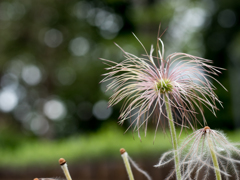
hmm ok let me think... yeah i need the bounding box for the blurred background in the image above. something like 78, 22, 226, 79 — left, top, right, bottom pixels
0, 0, 239, 179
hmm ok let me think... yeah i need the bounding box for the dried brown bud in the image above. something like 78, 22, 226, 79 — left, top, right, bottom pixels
120, 148, 126, 155
204, 126, 210, 130
59, 158, 66, 165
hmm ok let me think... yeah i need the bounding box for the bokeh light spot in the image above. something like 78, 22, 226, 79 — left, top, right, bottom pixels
44, 28, 63, 48
0, 89, 18, 112
30, 114, 49, 135
43, 99, 66, 121
92, 100, 112, 120
22, 65, 42, 86
183, 8, 206, 29
69, 37, 90, 56
0, 73, 18, 88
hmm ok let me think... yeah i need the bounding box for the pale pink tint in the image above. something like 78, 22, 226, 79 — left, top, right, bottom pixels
101, 34, 226, 136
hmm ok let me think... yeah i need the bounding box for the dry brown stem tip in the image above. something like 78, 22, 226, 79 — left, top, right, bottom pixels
59, 158, 66, 165
120, 148, 126, 155
204, 126, 210, 130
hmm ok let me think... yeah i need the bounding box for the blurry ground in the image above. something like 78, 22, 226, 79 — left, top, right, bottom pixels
1, 124, 240, 179
0, 159, 170, 180
1, 159, 219, 180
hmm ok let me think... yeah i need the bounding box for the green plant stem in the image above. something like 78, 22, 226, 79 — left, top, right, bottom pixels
164, 94, 181, 180
122, 153, 134, 180
207, 134, 222, 180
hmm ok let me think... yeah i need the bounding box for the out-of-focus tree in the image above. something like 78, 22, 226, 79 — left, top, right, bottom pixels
0, 0, 134, 138
0, 0, 238, 139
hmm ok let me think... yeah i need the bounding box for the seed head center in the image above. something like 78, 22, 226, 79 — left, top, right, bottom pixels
155, 79, 173, 93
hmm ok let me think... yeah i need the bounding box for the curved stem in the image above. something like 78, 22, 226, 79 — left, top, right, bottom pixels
164, 94, 181, 180
122, 152, 134, 180
61, 164, 72, 180
207, 133, 222, 180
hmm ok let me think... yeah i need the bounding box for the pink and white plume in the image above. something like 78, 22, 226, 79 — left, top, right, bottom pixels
155, 126, 240, 180
101, 34, 226, 136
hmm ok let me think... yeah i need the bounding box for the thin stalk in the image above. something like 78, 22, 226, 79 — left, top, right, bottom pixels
59, 158, 72, 180
164, 94, 181, 180
207, 133, 222, 180
121, 149, 134, 180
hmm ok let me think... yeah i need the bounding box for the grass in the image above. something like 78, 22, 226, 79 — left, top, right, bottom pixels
0, 123, 240, 168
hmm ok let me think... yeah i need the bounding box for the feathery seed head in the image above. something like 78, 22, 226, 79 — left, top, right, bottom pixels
155, 127, 240, 180
101, 32, 226, 136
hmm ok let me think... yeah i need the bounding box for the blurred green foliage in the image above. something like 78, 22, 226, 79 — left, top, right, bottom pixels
1, 122, 240, 168
0, 122, 173, 168
0, 0, 239, 160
